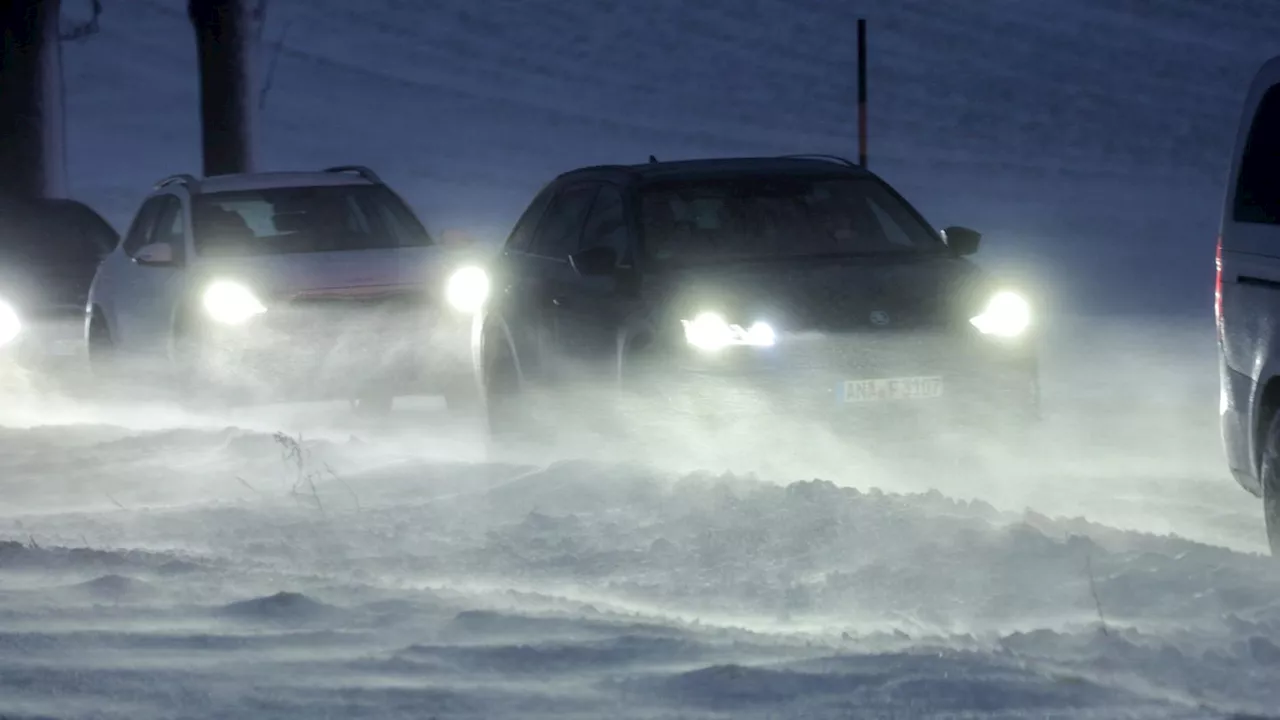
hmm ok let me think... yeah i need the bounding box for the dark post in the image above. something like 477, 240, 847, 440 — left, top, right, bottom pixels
0, 0, 67, 200
857, 17, 868, 168
188, 0, 256, 177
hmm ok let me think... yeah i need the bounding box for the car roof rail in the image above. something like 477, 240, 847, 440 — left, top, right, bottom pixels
154, 173, 200, 191
564, 164, 631, 174
322, 165, 383, 184
778, 154, 861, 168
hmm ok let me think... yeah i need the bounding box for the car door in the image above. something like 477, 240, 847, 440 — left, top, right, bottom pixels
521, 182, 599, 382
114, 194, 189, 356
550, 183, 638, 375
100, 195, 162, 350
487, 185, 555, 380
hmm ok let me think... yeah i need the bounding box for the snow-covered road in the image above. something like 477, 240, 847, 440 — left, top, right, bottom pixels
1, 316, 1276, 719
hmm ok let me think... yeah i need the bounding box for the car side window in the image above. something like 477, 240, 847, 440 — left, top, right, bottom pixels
506, 187, 554, 254
579, 185, 632, 265
528, 184, 598, 260
150, 196, 187, 263
121, 196, 166, 255
1235, 83, 1280, 225
864, 196, 915, 247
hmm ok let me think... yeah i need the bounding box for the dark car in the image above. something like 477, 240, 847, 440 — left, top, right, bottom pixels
470, 155, 1039, 445
0, 198, 118, 376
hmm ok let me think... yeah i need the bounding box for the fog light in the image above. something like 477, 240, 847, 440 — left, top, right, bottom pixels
683, 312, 733, 350
681, 313, 776, 350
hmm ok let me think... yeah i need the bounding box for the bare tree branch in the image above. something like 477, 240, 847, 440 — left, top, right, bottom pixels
258, 20, 290, 111
253, 0, 268, 40
60, 0, 102, 42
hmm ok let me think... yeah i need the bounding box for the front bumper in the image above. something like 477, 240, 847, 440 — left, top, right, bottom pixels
627, 329, 1039, 433
189, 300, 475, 401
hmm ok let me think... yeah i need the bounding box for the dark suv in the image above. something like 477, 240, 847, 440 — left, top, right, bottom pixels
471, 155, 1039, 443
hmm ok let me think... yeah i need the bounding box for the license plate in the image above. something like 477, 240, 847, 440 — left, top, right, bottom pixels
839, 375, 944, 402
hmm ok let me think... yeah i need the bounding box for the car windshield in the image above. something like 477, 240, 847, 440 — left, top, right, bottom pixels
0, 201, 116, 267
191, 184, 431, 256
638, 175, 946, 265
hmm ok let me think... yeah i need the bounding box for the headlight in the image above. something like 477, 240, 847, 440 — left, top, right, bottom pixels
969, 290, 1031, 337
446, 266, 490, 313
0, 298, 20, 346
681, 311, 776, 350
202, 280, 266, 325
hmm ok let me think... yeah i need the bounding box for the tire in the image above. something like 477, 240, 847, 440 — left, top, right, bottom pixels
173, 317, 257, 413
84, 311, 139, 403
483, 340, 537, 440
1258, 412, 1280, 556
172, 322, 222, 410
87, 312, 119, 384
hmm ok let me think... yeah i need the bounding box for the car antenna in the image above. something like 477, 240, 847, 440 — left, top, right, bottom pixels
648, 155, 658, 163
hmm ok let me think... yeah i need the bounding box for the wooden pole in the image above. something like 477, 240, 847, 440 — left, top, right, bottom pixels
857, 18, 868, 168
0, 0, 67, 200
188, 0, 256, 177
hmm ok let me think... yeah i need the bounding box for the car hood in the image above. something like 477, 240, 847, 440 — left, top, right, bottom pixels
192, 246, 456, 301
642, 254, 992, 333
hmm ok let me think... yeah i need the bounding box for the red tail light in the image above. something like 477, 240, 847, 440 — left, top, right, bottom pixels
1215, 234, 1224, 337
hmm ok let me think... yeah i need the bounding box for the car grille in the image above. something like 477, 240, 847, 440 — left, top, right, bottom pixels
262, 286, 435, 335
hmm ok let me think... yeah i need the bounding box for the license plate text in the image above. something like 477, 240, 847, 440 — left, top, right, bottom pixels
840, 376, 944, 402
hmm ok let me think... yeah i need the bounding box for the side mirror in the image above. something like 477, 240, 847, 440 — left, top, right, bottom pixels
942, 226, 981, 256
133, 242, 175, 267
568, 245, 618, 277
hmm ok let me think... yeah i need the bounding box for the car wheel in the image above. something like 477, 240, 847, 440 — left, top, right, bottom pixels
87, 312, 118, 383
1259, 412, 1280, 556
172, 320, 244, 412
484, 340, 535, 439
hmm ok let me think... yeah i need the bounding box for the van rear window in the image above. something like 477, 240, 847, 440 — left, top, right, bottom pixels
1235, 84, 1280, 225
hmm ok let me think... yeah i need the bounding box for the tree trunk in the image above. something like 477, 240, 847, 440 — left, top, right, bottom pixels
0, 0, 67, 201
188, 0, 256, 177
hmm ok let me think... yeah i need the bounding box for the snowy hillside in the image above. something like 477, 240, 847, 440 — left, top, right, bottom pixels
58, 0, 1280, 313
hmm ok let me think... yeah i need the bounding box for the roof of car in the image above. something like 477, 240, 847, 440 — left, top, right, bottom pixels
557, 155, 873, 183
152, 167, 382, 195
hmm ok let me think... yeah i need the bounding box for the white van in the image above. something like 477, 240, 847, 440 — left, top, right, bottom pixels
1218, 55, 1280, 554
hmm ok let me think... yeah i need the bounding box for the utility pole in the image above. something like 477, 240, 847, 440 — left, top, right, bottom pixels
0, 0, 67, 200
857, 17, 868, 168
188, 0, 256, 177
